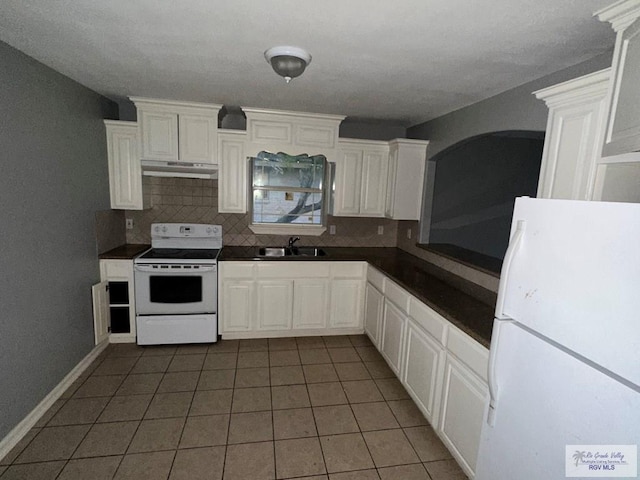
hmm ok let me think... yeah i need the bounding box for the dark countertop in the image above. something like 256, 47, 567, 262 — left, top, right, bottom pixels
99, 244, 150, 260
220, 246, 495, 348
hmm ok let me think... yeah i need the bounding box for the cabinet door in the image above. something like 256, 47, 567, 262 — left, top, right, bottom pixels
293, 279, 329, 329
439, 355, 488, 477
105, 122, 144, 210
364, 282, 383, 346
218, 132, 248, 213
535, 70, 609, 200
178, 114, 216, 164
220, 280, 254, 332
603, 17, 640, 157
329, 279, 363, 328
403, 320, 445, 424
334, 150, 363, 216
92, 281, 110, 345
140, 111, 179, 161
257, 280, 293, 331
360, 150, 388, 217
381, 299, 406, 375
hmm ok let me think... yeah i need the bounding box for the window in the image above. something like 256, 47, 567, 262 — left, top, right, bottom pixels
249, 151, 328, 235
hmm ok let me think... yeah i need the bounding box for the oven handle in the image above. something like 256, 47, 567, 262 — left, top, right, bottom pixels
134, 264, 217, 273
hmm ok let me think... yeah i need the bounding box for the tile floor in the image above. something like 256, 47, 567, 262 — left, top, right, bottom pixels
0, 335, 469, 480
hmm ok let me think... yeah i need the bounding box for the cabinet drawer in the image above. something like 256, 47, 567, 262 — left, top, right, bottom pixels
100, 260, 132, 280
385, 280, 410, 314
221, 262, 255, 279
331, 262, 365, 278
258, 262, 330, 279
409, 297, 447, 345
447, 327, 489, 382
366, 265, 385, 292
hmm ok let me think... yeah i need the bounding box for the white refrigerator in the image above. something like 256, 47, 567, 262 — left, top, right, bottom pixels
475, 197, 640, 479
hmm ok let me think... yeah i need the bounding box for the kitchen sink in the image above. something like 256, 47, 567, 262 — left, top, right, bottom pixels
257, 246, 326, 257
291, 247, 327, 256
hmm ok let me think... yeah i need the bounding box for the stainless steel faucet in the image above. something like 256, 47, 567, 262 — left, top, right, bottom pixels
288, 236, 300, 248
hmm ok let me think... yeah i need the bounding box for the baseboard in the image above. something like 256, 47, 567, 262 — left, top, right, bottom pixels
0, 340, 109, 461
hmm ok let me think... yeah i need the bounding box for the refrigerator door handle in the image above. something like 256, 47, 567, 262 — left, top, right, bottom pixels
487, 317, 514, 426
495, 220, 525, 320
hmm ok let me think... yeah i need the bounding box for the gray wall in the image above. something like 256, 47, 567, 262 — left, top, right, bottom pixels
409, 50, 613, 244
0, 41, 117, 438
429, 134, 544, 259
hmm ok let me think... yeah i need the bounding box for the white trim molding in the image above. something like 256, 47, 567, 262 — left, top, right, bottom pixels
0, 340, 109, 461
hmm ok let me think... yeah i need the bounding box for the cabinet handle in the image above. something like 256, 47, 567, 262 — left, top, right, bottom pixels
495, 220, 525, 320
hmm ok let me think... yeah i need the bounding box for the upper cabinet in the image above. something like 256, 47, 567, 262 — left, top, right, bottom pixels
218, 129, 248, 213
131, 97, 222, 164
597, 0, 640, 158
534, 69, 610, 200
104, 120, 149, 210
334, 139, 389, 217
243, 108, 345, 160
386, 139, 429, 220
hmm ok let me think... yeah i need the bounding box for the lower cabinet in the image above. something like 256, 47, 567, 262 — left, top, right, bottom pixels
257, 280, 293, 331
219, 261, 365, 337
221, 280, 254, 332
381, 299, 407, 375
364, 282, 383, 345
439, 354, 489, 476
367, 265, 489, 479
96, 259, 137, 343
294, 279, 329, 329
403, 319, 446, 425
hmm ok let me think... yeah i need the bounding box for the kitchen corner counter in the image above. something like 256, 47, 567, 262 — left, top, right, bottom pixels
99, 244, 150, 260
220, 246, 496, 347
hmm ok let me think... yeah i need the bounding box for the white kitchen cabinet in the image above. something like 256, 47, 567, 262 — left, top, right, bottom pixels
293, 279, 330, 329
92, 281, 110, 345
334, 139, 389, 217
439, 355, 488, 478
131, 97, 222, 164
438, 327, 489, 478
385, 139, 429, 220
243, 108, 344, 158
403, 319, 446, 425
104, 120, 148, 210
257, 280, 294, 331
364, 282, 384, 346
218, 130, 248, 213
597, 0, 640, 158
534, 69, 610, 200
219, 262, 255, 333
99, 259, 137, 343
219, 261, 364, 338
329, 263, 366, 329
364, 266, 386, 347
221, 280, 255, 332
381, 299, 407, 375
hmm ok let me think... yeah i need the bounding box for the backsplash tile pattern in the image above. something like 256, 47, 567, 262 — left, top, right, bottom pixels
125, 177, 398, 247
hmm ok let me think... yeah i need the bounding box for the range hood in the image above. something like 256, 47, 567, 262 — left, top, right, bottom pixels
141, 160, 218, 179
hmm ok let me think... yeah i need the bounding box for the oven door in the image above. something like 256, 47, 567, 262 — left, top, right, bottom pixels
134, 263, 217, 315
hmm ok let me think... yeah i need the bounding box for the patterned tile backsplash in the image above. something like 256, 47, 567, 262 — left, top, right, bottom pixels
124, 177, 398, 247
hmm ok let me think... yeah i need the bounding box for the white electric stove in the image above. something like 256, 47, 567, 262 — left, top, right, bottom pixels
134, 223, 222, 345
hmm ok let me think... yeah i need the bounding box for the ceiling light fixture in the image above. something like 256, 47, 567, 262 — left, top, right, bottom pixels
264, 46, 312, 83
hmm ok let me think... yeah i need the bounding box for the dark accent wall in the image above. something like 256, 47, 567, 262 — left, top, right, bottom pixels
429, 133, 544, 259
0, 41, 117, 438
407, 50, 613, 250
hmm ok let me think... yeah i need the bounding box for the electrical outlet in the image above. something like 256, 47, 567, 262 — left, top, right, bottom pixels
126, 218, 134, 230
329, 225, 336, 235
377, 225, 384, 235
407, 228, 412, 239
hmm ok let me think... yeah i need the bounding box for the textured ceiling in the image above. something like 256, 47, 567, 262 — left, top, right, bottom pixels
0, 0, 615, 126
